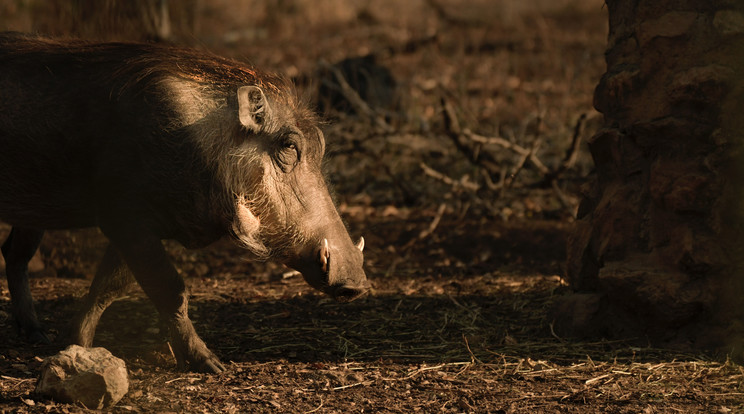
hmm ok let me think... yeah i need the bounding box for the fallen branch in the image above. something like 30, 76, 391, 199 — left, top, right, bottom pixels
505, 137, 543, 189
480, 168, 503, 191
402, 202, 447, 250
563, 113, 587, 170
418, 203, 447, 240
462, 334, 482, 364
539, 113, 587, 186
551, 178, 577, 209
420, 162, 479, 192
304, 397, 324, 413
318, 60, 392, 132
442, 98, 551, 181
549, 321, 565, 343
441, 98, 503, 175
330, 381, 372, 391
466, 131, 550, 174
434, 98, 587, 214
405, 362, 472, 379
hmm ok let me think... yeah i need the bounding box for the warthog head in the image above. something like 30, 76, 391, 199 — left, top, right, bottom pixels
222, 84, 369, 301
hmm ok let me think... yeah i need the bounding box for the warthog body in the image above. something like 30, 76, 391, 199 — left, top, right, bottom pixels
0, 33, 368, 372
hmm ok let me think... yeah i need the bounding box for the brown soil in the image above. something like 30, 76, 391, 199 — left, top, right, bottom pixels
1, 1, 743, 413
1, 215, 742, 413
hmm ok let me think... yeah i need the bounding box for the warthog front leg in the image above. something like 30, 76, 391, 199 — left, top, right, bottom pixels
101, 225, 225, 373
68, 244, 136, 347
1, 227, 48, 343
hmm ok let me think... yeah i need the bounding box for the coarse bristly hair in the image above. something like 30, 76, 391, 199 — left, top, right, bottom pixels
3, 34, 322, 258
114, 40, 320, 259
0, 33, 324, 257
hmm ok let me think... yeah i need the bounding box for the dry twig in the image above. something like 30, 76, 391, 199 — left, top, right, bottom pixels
441, 98, 503, 175
402, 202, 447, 251
434, 99, 588, 214
304, 398, 324, 413
539, 112, 587, 186
318, 60, 392, 132
505, 137, 543, 188
420, 162, 479, 192
331, 381, 372, 391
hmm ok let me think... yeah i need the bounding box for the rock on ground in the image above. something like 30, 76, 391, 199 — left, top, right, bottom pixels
35, 345, 129, 409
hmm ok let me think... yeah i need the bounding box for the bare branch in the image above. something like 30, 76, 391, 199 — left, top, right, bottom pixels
420, 162, 480, 192
403, 202, 448, 250
434, 99, 583, 213
467, 132, 524, 153
539, 113, 587, 186
465, 131, 550, 174
563, 113, 587, 170
441, 98, 503, 175
551, 180, 577, 210
418, 203, 447, 240
480, 169, 503, 191
318, 60, 392, 132
506, 138, 543, 189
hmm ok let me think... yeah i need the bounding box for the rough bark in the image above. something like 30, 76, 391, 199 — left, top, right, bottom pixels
560, 1, 744, 357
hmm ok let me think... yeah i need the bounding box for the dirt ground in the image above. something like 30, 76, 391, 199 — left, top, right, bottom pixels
1, 218, 742, 413
1, 1, 743, 413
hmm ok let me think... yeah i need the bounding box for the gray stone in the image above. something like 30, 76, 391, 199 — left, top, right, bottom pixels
35, 345, 129, 409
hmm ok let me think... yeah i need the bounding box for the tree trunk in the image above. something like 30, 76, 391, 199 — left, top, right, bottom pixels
560, 1, 744, 357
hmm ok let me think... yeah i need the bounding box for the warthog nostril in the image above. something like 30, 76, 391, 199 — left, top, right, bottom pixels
332, 285, 368, 303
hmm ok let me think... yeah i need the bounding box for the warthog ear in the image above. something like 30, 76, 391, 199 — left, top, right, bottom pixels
238, 85, 272, 132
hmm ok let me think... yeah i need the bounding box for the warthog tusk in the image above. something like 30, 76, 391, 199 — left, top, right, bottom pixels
320, 238, 330, 272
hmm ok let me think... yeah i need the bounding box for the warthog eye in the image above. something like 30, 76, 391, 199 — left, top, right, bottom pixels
274, 137, 300, 172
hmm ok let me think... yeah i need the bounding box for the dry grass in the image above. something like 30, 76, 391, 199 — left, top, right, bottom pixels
2, 265, 742, 412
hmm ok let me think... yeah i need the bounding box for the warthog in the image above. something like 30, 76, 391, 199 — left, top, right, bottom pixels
0, 33, 368, 372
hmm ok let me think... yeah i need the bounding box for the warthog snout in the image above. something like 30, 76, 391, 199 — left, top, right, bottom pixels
313, 237, 368, 302
330, 282, 370, 302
